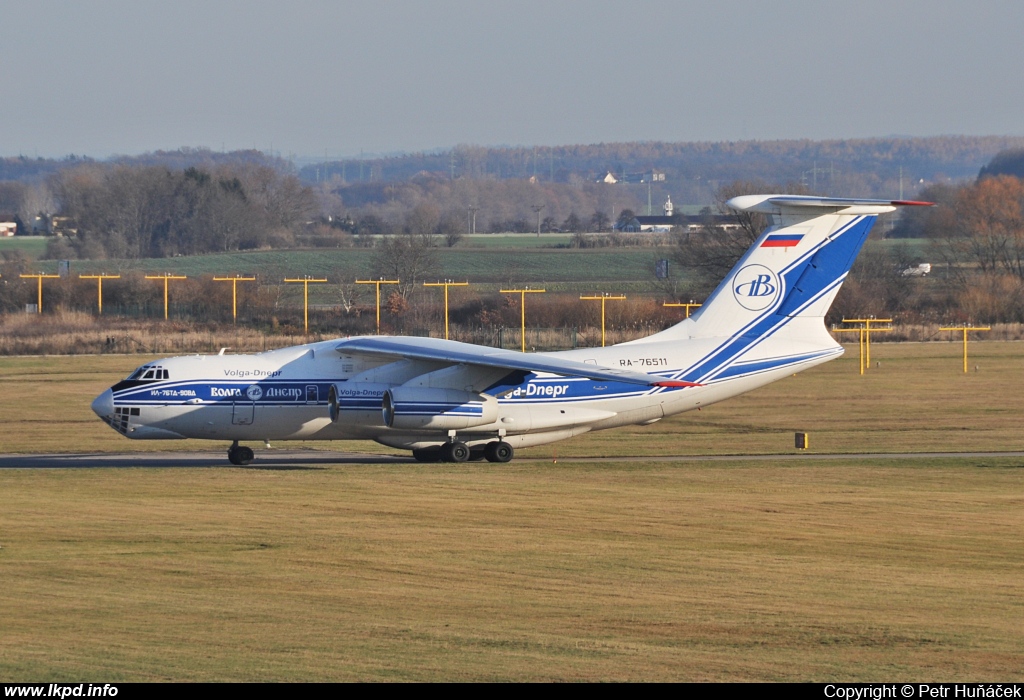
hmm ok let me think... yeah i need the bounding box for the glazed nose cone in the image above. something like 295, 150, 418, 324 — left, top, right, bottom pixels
92, 389, 114, 419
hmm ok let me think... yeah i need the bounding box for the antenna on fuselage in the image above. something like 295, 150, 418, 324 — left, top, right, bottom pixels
218, 348, 230, 356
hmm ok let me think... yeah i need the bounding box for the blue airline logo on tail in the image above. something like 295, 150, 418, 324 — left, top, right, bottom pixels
732, 264, 781, 311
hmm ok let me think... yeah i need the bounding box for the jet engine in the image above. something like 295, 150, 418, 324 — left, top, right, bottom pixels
328, 382, 390, 425
382, 387, 498, 430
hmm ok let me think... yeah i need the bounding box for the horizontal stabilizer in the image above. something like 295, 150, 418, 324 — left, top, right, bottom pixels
728, 195, 934, 214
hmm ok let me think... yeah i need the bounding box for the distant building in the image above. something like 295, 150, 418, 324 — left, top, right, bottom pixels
598, 170, 665, 185
52, 216, 78, 237
614, 197, 741, 234
0, 214, 19, 237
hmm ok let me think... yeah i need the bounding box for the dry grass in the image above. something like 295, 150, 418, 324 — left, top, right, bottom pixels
0, 310, 339, 355
0, 458, 1021, 681
5, 309, 1024, 355
0, 344, 1022, 680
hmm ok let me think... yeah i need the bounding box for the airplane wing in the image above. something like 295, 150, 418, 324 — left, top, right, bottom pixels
335, 336, 697, 387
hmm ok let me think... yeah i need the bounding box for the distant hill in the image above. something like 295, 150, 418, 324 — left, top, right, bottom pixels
0, 155, 90, 183
301, 136, 1024, 202
3, 137, 1022, 206
978, 148, 1024, 180
0, 148, 295, 183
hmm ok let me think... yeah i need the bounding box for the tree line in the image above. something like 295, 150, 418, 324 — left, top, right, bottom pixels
39, 162, 318, 259
305, 136, 1024, 202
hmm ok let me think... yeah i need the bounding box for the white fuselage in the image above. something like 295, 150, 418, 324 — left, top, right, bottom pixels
94, 194, 913, 460
94, 326, 841, 451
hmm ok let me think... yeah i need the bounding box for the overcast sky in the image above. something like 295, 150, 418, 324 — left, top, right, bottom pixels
3, 0, 1021, 159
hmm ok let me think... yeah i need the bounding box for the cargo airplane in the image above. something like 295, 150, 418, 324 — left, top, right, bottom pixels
92, 195, 930, 465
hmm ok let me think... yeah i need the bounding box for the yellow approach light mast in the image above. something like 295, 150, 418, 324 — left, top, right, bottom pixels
356, 278, 400, 334
833, 318, 892, 375
285, 277, 328, 334
663, 300, 702, 318
20, 273, 61, 313
213, 275, 256, 323
500, 287, 545, 353
145, 274, 187, 320
79, 274, 121, 315
424, 280, 468, 340
939, 325, 991, 373
580, 293, 626, 347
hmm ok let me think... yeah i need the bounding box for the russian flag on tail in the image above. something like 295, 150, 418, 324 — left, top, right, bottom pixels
761, 234, 803, 248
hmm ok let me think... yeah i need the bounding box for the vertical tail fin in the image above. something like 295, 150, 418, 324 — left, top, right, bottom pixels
657, 196, 932, 341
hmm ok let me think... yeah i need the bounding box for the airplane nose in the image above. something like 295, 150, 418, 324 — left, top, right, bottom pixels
92, 389, 114, 419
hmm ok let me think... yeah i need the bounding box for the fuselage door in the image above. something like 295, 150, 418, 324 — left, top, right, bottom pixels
306, 385, 319, 404
232, 401, 255, 425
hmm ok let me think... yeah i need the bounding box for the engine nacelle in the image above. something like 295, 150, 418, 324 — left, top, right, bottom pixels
328, 382, 390, 425
382, 387, 498, 430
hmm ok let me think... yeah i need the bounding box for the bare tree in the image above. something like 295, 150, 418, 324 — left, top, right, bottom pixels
18, 183, 55, 231
438, 212, 463, 247
374, 204, 442, 298
672, 180, 808, 295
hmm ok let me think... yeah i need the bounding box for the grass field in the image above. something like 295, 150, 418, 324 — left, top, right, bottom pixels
0, 342, 1022, 680
21, 247, 666, 287
0, 236, 48, 259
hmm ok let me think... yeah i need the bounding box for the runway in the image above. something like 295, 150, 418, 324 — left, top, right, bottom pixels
1, 450, 1023, 469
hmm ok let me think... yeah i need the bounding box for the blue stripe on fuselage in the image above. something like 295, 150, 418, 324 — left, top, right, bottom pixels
711, 349, 840, 380
670, 216, 875, 385
112, 381, 334, 405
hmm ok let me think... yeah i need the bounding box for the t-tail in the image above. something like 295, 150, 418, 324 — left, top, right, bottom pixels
641, 195, 932, 384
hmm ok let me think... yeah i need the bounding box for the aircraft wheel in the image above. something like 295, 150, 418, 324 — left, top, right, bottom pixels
446, 441, 471, 463
469, 448, 487, 462
412, 448, 442, 463
228, 445, 254, 466
484, 441, 514, 463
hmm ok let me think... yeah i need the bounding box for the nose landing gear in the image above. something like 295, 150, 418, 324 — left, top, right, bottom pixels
228, 440, 254, 466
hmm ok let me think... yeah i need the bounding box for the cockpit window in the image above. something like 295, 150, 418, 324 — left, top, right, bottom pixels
124, 365, 168, 381
126, 366, 149, 380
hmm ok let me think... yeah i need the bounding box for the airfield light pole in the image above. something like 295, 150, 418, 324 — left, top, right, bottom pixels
356, 278, 400, 334
532, 205, 545, 237
145, 274, 187, 320
939, 325, 991, 373
833, 318, 893, 375
842, 318, 892, 369
580, 293, 626, 347
424, 280, 468, 340
285, 276, 328, 334
663, 300, 702, 319
213, 275, 256, 324
20, 273, 61, 313
79, 274, 121, 315
500, 287, 546, 352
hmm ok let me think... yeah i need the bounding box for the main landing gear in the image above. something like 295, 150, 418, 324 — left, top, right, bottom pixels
228, 440, 254, 466
413, 440, 514, 464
